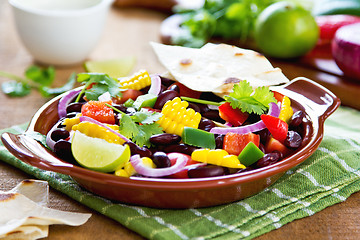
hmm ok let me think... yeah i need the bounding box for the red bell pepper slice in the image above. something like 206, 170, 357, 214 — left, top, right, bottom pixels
261, 114, 288, 142
218, 102, 249, 126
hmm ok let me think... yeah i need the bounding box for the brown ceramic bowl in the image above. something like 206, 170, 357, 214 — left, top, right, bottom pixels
1, 77, 340, 209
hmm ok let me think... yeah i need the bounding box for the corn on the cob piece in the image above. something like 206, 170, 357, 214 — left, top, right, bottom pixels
72, 121, 125, 144
157, 97, 201, 136
114, 157, 156, 177
119, 70, 151, 90
62, 113, 82, 132
191, 149, 245, 169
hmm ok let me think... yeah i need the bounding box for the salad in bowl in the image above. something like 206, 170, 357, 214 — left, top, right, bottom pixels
1, 43, 340, 208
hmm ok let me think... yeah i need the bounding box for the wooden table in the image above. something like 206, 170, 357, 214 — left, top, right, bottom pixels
1, 2, 360, 239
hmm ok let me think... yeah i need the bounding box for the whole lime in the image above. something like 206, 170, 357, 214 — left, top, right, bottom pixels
254, 2, 319, 59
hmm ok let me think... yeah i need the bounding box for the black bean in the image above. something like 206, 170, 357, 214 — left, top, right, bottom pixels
160, 77, 175, 87
215, 134, 224, 149
167, 83, 180, 93
124, 141, 152, 158
290, 110, 305, 128
66, 102, 84, 114
153, 90, 180, 109
163, 143, 197, 155
51, 129, 70, 142
54, 140, 75, 162
188, 165, 227, 178
149, 133, 181, 145
255, 129, 270, 144
188, 102, 201, 113
66, 112, 78, 118
256, 153, 280, 168
201, 110, 223, 123
198, 118, 216, 132
152, 152, 171, 168
258, 143, 265, 153
284, 131, 302, 148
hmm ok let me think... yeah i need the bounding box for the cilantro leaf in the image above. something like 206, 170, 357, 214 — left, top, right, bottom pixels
39, 72, 76, 97
1, 81, 31, 97
132, 123, 163, 147
131, 109, 162, 124
224, 80, 276, 115
77, 73, 122, 101
118, 112, 163, 147
25, 65, 55, 86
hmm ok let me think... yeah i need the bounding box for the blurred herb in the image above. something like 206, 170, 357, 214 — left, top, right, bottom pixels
172, 0, 277, 47
0, 65, 75, 97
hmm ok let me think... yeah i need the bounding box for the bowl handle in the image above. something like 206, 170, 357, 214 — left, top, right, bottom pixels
1, 132, 90, 178
270, 77, 341, 122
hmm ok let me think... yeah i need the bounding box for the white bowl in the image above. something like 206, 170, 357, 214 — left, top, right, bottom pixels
9, 0, 114, 66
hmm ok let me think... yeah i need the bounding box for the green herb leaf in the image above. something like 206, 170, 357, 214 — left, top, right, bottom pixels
1, 81, 31, 97
224, 80, 276, 115
25, 65, 55, 86
118, 112, 163, 147
39, 72, 76, 97
77, 73, 122, 101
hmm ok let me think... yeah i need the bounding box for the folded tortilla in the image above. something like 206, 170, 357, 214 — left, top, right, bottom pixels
0, 180, 91, 239
151, 42, 289, 97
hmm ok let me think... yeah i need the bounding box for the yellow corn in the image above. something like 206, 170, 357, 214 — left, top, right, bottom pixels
119, 70, 151, 90
72, 122, 125, 144
157, 97, 201, 136
279, 96, 293, 123
62, 113, 82, 132
114, 157, 156, 177
191, 149, 245, 169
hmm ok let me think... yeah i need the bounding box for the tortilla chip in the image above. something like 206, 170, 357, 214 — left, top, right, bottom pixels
151, 42, 289, 97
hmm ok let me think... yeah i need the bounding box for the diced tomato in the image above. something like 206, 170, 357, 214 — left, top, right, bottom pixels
223, 132, 260, 156
168, 82, 201, 99
218, 102, 249, 126
167, 153, 197, 179
316, 15, 360, 44
273, 91, 284, 103
81, 100, 115, 124
113, 89, 142, 104
261, 115, 288, 142
265, 137, 290, 156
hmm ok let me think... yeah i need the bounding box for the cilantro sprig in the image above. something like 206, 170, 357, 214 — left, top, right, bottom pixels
224, 80, 277, 115
0, 65, 75, 97
117, 109, 163, 148
75, 73, 122, 102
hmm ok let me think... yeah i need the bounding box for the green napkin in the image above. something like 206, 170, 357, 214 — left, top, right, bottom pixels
1, 106, 360, 240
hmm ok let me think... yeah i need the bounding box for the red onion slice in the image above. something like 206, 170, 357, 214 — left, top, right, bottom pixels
58, 89, 82, 118
46, 120, 63, 151
148, 75, 161, 96
79, 116, 130, 142
210, 102, 280, 135
130, 154, 188, 177
98, 92, 111, 102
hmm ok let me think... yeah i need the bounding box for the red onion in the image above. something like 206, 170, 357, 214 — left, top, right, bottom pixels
130, 154, 187, 177
332, 22, 360, 81
210, 102, 280, 135
58, 89, 82, 118
46, 120, 62, 151
148, 75, 161, 96
79, 116, 130, 142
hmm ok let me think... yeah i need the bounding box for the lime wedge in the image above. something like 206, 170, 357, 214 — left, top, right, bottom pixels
84, 57, 136, 78
71, 131, 130, 172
